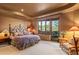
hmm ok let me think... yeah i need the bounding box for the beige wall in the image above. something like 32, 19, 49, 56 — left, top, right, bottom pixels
0, 15, 31, 32
59, 12, 74, 31
59, 10, 79, 31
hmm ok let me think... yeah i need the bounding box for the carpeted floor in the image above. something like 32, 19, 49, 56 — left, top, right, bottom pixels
0, 41, 66, 55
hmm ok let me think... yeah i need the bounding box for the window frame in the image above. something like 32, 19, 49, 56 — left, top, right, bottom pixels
38, 18, 59, 34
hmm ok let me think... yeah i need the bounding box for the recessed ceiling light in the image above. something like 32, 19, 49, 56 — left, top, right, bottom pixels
21, 9, 24, 12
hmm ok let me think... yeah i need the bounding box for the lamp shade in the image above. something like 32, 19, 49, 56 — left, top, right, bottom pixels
69, 26, 79, 31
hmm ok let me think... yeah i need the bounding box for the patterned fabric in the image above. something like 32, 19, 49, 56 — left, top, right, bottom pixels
10, 24, 29, 36
11, 35, 40, 50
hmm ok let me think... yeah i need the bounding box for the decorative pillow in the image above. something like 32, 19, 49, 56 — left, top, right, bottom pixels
68, 39, 75, 45
14, 32, 23, 36
18, 32, 24, 36
23, 30, 30, 35
28, 32, 33, 35
14, 32, 19, 36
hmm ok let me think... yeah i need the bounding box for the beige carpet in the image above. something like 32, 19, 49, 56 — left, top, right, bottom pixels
0, 41, 66, 55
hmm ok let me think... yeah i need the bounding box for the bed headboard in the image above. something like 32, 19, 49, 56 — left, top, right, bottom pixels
9, 24, 27, 35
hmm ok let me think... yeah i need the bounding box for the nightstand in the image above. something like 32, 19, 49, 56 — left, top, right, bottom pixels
0, 33, 9, 42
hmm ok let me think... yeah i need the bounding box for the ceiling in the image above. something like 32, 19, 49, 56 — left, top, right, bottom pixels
0, 3, 78, 20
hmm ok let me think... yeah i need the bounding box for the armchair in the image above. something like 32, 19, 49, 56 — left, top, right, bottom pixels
59, 31, 79, 55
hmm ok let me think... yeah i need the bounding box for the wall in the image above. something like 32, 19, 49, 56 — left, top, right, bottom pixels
0, 15, 31, 32
59, 12, 74, 31
59, 10, 79, 31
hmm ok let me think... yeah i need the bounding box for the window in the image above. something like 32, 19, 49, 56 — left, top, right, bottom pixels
38, 18, 59, 41
52, 20, 59, 37
42, 21, 45, 31
38, 21, 41, 31
46, 21, 50, 31
38, 18, 59, 34
52, 20, 58, 31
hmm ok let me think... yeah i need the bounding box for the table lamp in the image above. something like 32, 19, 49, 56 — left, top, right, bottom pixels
69, 26, 79, 55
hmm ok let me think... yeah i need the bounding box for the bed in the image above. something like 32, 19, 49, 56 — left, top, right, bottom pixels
9, 24, 40, 50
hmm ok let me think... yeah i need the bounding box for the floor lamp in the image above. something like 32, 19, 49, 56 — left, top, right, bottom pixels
69, 26, 79, 55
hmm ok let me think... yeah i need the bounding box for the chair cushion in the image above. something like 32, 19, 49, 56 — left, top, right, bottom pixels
68, 39, 75, 45
68, 37, 79, 45
63, 43, 75, 49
